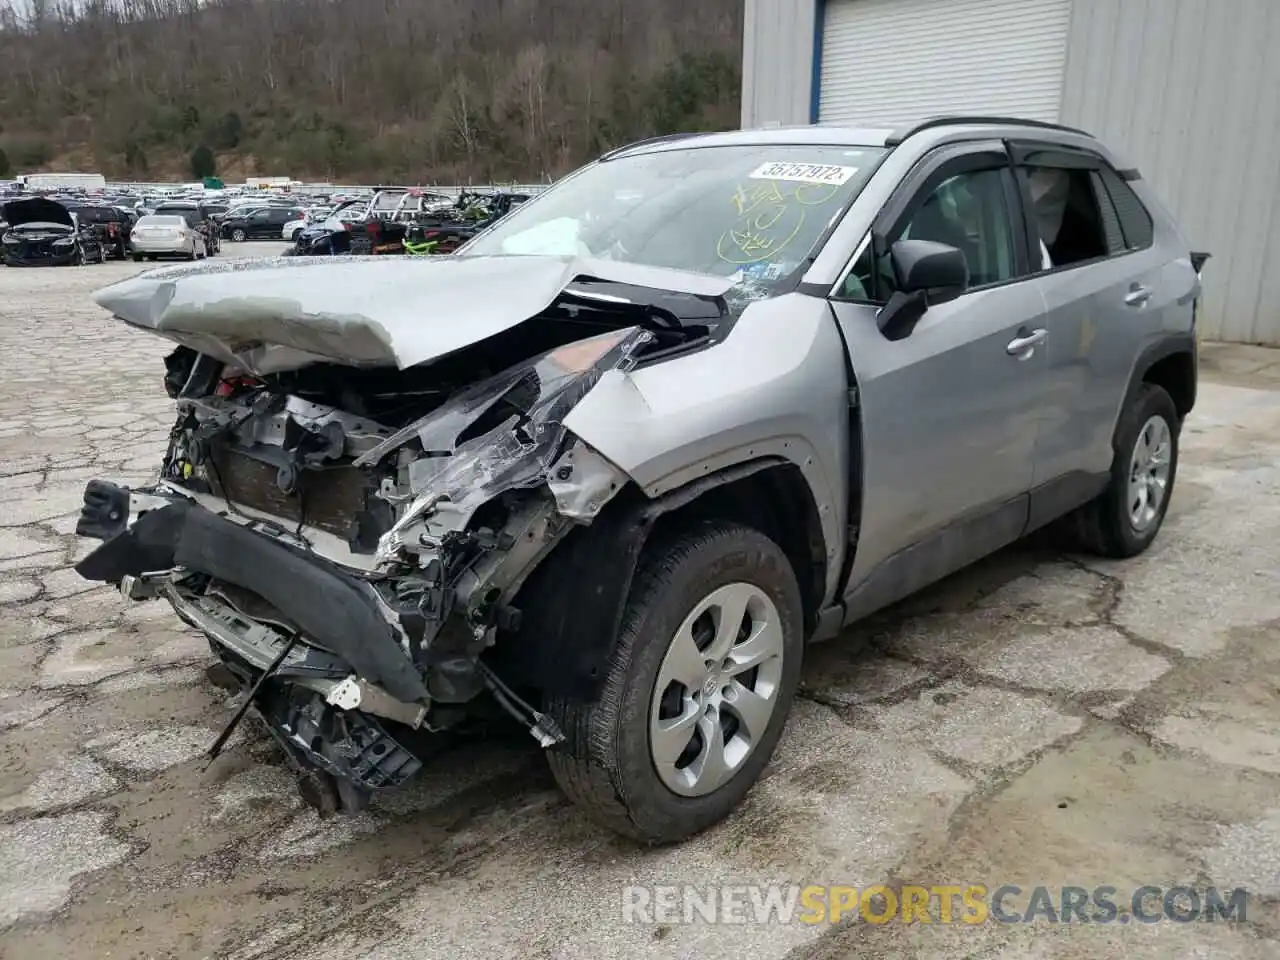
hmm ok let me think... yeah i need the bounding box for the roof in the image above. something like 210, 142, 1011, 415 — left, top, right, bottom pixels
602, 115, 1104, 160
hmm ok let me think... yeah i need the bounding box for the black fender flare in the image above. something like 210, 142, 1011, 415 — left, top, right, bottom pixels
491, 459, 790, 702
1113, 331, 1197, 442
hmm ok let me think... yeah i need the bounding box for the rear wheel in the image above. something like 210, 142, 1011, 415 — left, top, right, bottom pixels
546, 521, 803, 844
1073, 383, 1179, 558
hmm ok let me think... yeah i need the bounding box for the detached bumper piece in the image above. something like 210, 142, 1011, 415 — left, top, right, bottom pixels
263, 685, 422, 791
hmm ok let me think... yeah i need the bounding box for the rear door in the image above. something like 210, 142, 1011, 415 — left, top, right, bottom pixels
828, 139, 1049, 598
1011, 142, 1175, 522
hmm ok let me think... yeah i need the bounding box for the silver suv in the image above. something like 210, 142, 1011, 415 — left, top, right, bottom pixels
76, 117, 1203, 844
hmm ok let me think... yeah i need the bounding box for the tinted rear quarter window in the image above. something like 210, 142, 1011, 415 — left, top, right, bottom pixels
1089, 171, 1127, 256
1097, 166, 1154, 250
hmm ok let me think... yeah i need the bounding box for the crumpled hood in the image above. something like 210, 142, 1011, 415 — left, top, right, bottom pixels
3, 198, 73, 230
91, 253, 735, 374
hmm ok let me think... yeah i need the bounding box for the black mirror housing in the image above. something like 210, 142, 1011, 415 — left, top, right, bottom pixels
891, 238, 969, 294
876, 240, 969, 341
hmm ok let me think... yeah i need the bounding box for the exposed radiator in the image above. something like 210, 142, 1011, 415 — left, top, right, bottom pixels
206, 444, 371, 540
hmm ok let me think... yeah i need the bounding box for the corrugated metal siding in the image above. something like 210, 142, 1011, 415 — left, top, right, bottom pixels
817, 0, 1072, 126
740, 0, 819, 127
1060, 0, 1280, 343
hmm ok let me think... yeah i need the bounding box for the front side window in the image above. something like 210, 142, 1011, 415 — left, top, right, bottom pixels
840, 166, 1016, 302
463, 144, 886, 299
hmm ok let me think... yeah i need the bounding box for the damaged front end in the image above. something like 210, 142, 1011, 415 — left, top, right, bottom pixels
75, 319, 658, 812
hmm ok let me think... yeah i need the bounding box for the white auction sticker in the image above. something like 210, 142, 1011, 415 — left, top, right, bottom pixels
748, 161, 858, 186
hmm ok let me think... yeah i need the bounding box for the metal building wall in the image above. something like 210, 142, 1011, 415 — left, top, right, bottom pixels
741, 0, 819, 127
1058, 0, 1280, 343
742, 0, 1280, 343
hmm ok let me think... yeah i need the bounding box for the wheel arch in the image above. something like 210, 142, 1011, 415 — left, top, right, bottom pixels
1115, 332, 1197, 441
492, 458, 826, 704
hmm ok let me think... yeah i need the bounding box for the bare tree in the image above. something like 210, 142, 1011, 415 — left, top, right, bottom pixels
0, 0, 744, 182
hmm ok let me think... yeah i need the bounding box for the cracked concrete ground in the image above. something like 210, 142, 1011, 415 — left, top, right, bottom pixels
1, 249, 1279, 960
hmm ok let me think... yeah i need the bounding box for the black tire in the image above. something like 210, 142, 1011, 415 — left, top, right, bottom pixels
132, 253, 143, 262
1073, 383, 1180, 558
545, 521, 804, 844
230, 229, 246, 242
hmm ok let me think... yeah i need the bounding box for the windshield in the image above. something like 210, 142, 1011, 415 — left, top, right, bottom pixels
463, 144, 885, 290
138, 216, 184, 227
156, 206, 202, 225
373, 192, 408, 212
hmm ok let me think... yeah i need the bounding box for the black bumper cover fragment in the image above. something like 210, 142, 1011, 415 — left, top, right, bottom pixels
75, 489, 429, 704
263, 685, 422, 790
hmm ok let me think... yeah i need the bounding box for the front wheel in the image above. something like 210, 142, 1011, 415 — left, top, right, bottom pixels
230, 229, 246, 242
546, 521, 804, 844
1072, 383, 1180, 558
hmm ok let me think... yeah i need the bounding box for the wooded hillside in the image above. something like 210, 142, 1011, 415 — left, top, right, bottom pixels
0, 0, 743, 183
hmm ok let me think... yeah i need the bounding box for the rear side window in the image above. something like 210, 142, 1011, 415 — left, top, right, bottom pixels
1022, 166, 1109, 269
1097, 165, 1155, 250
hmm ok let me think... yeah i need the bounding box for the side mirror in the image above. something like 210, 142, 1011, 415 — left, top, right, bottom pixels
876, 239, 969, 341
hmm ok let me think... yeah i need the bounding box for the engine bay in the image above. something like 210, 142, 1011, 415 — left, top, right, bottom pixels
74, 264, 733, 813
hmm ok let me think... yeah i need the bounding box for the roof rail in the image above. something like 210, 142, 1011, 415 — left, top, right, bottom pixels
598, 132, 703, 162
884, 116, 1094, 147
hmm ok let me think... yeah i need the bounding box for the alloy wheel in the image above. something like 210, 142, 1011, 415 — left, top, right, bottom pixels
1128, 414, 1172, 531
649, 582, 785, 797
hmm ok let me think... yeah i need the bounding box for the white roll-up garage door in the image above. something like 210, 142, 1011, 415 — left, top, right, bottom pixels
817, 0, 1072, 127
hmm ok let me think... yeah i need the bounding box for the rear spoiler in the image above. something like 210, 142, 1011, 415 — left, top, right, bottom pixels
1191, 251, 1211, 276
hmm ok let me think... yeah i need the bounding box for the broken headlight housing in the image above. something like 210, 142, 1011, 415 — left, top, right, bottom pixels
366, 325, 652, 566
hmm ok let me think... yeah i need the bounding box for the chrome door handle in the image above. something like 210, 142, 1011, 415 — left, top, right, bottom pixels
1006, 328, 1047, 356
1125, 285, 1153, 306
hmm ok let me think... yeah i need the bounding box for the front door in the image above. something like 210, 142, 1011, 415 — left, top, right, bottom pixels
827, 141, 1049, 605
245, 210, 271, 237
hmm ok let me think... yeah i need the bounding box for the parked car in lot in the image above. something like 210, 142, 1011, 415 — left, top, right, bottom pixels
281, 207, 332, 241
130, 214, 207, 261
281, 215, 307, 241
288, 200, 369, 255
221, 206, 305, 241
152, 201, 221, 257
77, 117, 1203, 843
1, 197, 107, 266
66, 203, 136, 260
